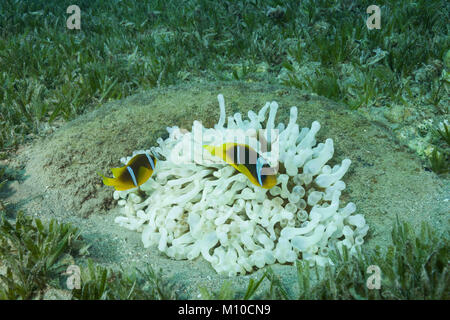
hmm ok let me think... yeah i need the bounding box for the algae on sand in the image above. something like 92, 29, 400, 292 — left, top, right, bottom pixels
5, 82, 449, 298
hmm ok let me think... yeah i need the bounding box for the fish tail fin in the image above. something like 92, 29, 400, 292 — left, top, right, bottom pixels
203, 144, 226, 158
102, 177, 116, 186
111, 166, 126, 178
202, 144, 216, 155
98, 171, 116, 187
97, 171, 106, 179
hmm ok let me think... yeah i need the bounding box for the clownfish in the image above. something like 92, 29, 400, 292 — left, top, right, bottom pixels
99, 153, 157, 191
203, 143, 277, 189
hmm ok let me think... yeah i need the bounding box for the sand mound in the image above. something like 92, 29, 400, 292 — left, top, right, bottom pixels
6, 82, 448, 298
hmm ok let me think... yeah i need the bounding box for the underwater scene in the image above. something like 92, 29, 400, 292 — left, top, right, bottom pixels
0, 0, 448, 302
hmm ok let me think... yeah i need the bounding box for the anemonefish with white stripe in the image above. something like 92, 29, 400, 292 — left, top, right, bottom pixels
203, 143, 277, 189
99, 153, 157, 191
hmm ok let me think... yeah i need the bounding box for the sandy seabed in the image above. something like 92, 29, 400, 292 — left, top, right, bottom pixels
3, 82, 449, 299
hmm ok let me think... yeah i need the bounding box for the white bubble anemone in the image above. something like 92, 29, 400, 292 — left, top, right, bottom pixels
111, 94, 368, 276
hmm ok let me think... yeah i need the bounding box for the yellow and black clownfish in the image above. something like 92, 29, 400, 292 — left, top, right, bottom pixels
99, 153, 157, 191
203, 143, 277, 189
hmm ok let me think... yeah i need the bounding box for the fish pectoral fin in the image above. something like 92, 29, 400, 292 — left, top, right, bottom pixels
262, 175, 277, 189
137, 166, 153, 186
